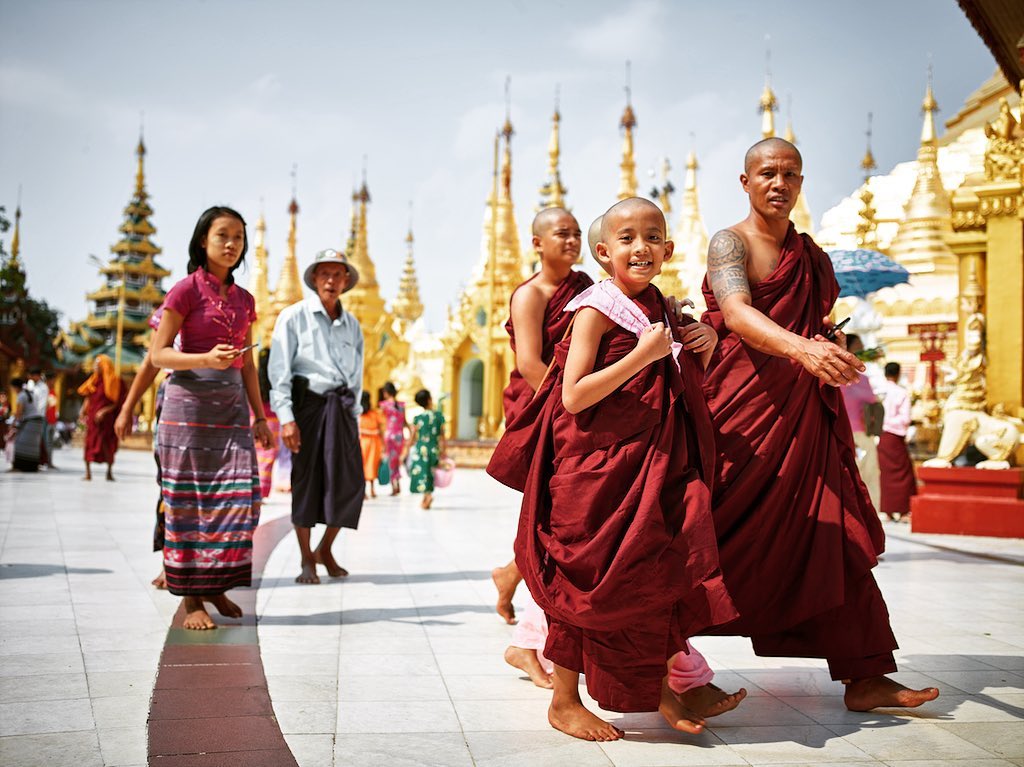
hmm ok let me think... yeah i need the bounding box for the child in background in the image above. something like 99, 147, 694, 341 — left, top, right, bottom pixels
359, 390, 385, 498
404, 389, 447, 510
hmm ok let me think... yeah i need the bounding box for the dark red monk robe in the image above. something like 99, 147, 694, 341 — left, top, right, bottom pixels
700, 225, 897, 681
502, 270, 593, 424
492, 284, 736, 712
83, 383, 126, 464
878, 432, 917, 517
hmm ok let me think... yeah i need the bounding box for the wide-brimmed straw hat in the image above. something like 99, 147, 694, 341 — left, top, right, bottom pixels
302, 249, 360, 292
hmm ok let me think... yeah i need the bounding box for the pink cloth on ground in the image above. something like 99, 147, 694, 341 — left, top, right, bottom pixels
511, 598, 714, 691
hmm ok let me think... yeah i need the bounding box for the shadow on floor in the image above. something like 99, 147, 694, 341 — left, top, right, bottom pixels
257, 570, 494, 589
0, 563, 113, 579
255, 603, 496, 625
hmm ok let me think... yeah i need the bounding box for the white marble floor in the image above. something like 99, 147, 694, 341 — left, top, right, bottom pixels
1, 448, 1023, 767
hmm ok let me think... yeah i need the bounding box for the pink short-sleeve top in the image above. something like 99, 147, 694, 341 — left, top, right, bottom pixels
161, 268, 257, 369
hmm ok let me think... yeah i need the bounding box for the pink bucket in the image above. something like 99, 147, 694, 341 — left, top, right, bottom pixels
433, 457, 456, 489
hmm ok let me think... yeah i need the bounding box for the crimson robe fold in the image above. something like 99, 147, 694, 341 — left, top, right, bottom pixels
700, 225, 897, 679
490, 284, 736, 712
501, 270, 593, 425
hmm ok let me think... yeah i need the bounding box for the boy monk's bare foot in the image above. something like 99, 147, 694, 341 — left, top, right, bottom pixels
151, 570, 167, 589
504, 646, 554, 689
182, 596, 216, 630
548, 699, 623, 741
844, 676, 939, 711
296, 557, 320, 584
314, 548, 348, 578
205, 593, 243, 618
659, 679, 705, 734
678, 682, 747, 718
491, 564, 519, 624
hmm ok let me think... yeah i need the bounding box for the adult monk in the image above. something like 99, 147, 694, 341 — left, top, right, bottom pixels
700, 137, 938, 711
78, 354, 127, 481
491, 207, 592, 629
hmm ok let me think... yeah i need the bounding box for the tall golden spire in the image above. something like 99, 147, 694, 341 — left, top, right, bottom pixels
784, 97, 814, 235
248, 208, 273, 346
887, 71, 957, 276
9, 192, 21, 268
664, 143, 710, 309
537, 89, 567, 210
273, 169, 304, 312
617, 61, 638, 200
343, 166, 387, 328
759, 43, 778, 139
855, 113, 879, 249
496, 92, 525, 283
393, 222, 424, 325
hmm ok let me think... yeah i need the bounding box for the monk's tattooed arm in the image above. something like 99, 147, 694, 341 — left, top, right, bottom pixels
707, 230, 751, 305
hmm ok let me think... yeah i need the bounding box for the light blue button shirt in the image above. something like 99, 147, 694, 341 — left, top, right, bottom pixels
268, 296, 364, 424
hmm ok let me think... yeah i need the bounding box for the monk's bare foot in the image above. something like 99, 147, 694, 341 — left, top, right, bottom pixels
151, 570, 167, 589
82, 473, 91, 481
659, 679, 705, 734
296, 558, 320, 584
314, 548, 348, 578
844, 676, 940, 711
182, 597, 216, 630
205, 593, 243, 618
548, 700, 623, 741
491, 564, 519, 624
678, 682, 747, 718
504, 646, 554, 689
105, 470, 114, 481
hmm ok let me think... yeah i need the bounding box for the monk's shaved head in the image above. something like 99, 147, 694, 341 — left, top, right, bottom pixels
744, 137, 802, 174
600, 197, 666, 242
532, 206, 576, 236
587, 216, 603, 260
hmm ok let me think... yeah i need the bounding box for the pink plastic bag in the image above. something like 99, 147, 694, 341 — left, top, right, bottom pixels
433, 457, 455, 489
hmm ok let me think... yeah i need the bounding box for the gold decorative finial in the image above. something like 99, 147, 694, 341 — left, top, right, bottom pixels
861, 112, 877, 178
135, 124, 147, 197
394, 204, 424, 325
274, 172, 303, 310
10, 184, 22, 266
759, 37, 777, 139
921, 60, 938, 146
783, 94, 796, 144
617, 61, 638, 200
502, 76, 513, 139
538, 86, 567, 210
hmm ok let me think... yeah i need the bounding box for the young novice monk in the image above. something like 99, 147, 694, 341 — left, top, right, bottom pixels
491, 198, 736, 741
493, 207, 592, 687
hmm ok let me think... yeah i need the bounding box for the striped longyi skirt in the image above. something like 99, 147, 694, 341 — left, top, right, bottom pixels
158, 368, 260, 596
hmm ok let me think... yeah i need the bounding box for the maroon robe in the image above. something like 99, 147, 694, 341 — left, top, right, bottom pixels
502, 269, 593, 424
878, 431, 917, 517
492, 285, 736, 712
700, 225, 897, 680
83, 383, 126, 464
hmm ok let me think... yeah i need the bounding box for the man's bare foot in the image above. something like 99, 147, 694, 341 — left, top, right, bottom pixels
504, 646, 553, 689
548, 699, 623, 741
296, 559, 320, 584
844, 676, 940, 711
314, 548, 348, 578
491, 564, 520, 624
182, 597, 217, 630
82, 473, 91, 481
151, 570, 167, 589
678, 682, 747, 718
659, 679, 705, 734
205, 593, 243, 618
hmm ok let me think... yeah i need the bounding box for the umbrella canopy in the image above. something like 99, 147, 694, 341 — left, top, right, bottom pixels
828, 248, 910, 299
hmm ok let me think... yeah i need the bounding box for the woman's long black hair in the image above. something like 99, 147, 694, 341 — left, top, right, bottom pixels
187, 206, 248, 284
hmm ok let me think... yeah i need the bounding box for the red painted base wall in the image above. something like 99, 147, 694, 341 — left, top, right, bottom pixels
911, 467, 1024, 538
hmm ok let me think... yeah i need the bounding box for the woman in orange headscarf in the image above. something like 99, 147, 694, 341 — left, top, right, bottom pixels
78, 354, 127, 481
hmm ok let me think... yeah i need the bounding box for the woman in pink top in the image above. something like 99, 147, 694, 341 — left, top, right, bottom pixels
150, 206, 273, 631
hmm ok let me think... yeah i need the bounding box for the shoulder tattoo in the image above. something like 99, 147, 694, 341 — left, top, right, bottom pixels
707, 230, 751, 303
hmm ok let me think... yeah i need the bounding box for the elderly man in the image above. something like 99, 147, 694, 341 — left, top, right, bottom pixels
269, 249, 365, 584
699, 137, 938, 711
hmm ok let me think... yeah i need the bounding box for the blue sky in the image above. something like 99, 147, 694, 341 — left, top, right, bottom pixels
0, 0, 995, 331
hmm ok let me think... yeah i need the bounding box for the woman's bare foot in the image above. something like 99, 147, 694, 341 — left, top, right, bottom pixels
844, 676, 939, 711
296, 557, 320, 584
678, 682, 747, 718
659, 678, 705, 734
205, 593, 243, 618
491, 563, 520, 624
549, 699, 623, 741
151, 570, 167, 589
182, 597, 216, 630
504, 646, 554, 688
314, 548, 349, 578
